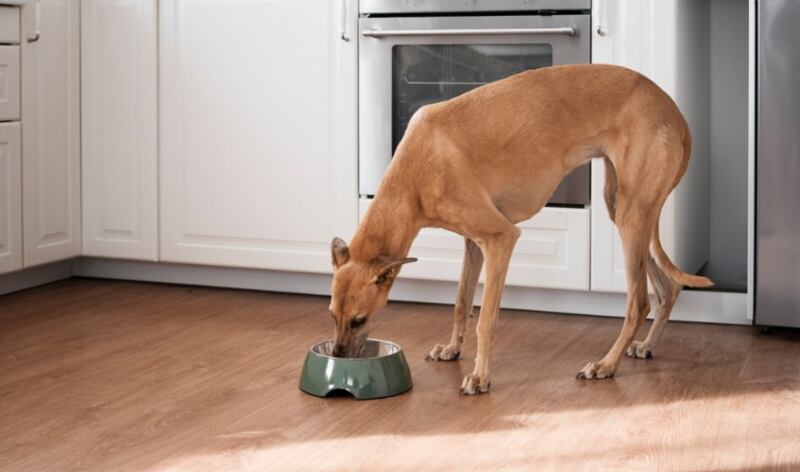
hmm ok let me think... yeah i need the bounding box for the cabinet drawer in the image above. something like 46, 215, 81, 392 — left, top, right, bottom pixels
0, 45, 20, 121
0, 6, 20, 44
358, 198, 589, 290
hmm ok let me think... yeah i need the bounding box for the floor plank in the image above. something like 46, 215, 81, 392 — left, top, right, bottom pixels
0, 278, 798, 472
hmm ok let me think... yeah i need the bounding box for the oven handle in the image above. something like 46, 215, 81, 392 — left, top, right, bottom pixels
361, 26, 578, 38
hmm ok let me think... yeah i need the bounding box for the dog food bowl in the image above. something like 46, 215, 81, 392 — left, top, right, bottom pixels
299, 339, 413, 400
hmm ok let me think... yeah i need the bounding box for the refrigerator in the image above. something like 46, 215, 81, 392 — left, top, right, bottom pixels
755, 0, 800, 328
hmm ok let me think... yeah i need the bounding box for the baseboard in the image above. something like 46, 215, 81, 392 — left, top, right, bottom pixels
391, 278, 750, 325
72, 257, 334, 296
0, 260, 75, 296
72, 257, 750, 326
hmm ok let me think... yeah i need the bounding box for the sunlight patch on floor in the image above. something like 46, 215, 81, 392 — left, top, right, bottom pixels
148, 390, 800, 472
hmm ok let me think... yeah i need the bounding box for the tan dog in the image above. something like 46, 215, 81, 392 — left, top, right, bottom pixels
328, 64, 713, 395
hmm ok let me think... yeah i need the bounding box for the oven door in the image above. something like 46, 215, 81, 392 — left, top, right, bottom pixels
359, 14, 591, 204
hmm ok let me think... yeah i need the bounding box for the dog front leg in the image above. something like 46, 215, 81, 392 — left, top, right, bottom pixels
460, 229, 519, 395
428, 238, 483, 361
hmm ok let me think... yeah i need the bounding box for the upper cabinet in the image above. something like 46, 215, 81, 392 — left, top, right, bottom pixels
81, 0, 158, 260
21, 0, 81, 267
159, 0, 358, 272
590, 0, 711, 291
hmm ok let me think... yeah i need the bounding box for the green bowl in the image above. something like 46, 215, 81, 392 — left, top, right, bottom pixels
299, 339, 413, 400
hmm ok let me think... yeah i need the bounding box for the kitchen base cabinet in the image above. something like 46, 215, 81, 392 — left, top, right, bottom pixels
21, 0, 81, 267
590, 0, 711, 291
81, 0, 158, 261
159, 0, 358, 273
359, 199, 590, 290
0, 123, 22, 275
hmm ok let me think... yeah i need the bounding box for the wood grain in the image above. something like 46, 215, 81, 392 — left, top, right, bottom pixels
0, 279, 798, 471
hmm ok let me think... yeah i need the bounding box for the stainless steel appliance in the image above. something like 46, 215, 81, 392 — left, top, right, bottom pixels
755, 0, 800, 328
358, 0, 592, 205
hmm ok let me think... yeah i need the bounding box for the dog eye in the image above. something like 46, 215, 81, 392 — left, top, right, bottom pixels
350, 316, 367, 328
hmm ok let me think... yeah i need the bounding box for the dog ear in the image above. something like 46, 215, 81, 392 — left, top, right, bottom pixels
371, 256, 417, 287
331, 237, 350, 270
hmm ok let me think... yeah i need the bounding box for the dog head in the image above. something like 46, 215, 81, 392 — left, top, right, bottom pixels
328, 237, 416, 357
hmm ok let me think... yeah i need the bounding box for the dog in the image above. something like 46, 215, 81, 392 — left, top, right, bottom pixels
327, 64, 713, 395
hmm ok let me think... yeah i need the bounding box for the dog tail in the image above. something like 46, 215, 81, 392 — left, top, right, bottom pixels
648, 127, 713, 289
649, 221, 714, 288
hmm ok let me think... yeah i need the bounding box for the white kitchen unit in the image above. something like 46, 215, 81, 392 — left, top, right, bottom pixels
590, 0, 711, 292
159, 0, 358, 273
358, 199, 590, 290
0, 5, 22, 276
21, 0, 81, 267
0, 123, 22, 275
81, 0, 158, 260
0, 0, 750, 327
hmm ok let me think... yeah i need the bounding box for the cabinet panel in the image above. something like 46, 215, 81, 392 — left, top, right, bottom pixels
81, 0, 158, 260
591, 0, 676, 292
359, 199, 589, 290
590, 0, 710, 292
0, 123, 21, 274
591, 0, 664, 292
21, 0, 81, 267
0, 6, 20, 44
159, 0, 358, 272
0, 46, 20, 121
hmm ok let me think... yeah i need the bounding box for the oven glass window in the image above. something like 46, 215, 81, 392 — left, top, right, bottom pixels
392, 44, 553, 152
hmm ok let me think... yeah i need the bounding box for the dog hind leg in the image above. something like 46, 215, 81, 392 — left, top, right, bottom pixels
626, 255, 681, 359
578, 209, 652, 379
603, 157, 618, 223
578, 135, 686, 379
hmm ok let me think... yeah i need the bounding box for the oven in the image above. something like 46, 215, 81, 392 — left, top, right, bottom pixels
358, 0, 592, 205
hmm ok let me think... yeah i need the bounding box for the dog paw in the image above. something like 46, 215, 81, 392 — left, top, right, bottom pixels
459, 374, 491, 395
625, 341, 653, 360
426, 344, 460, 361
576, 361, 616, 380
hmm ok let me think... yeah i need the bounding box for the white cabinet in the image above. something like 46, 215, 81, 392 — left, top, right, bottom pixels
0, 123, 22, 275
159, 0, 358, 272
359, 199, 590, 290
81, 0, 158, 260
21, 0, 81, 267
590, 0, 710, 291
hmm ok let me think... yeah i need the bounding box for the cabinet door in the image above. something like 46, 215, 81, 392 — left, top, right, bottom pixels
159, 0, 358, 272
21, 0, 81, 267
81, 0, 158, 260
590, 0, 677, 292
0, 123, 22, 275
590, 0, 710, 293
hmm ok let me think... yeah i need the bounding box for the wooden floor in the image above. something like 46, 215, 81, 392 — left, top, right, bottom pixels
1, 279, 799, 472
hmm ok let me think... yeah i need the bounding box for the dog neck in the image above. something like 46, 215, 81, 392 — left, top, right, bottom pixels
350, 191, 421, 264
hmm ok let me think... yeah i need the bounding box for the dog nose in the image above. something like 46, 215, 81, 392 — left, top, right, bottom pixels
332, 344, 345, 357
